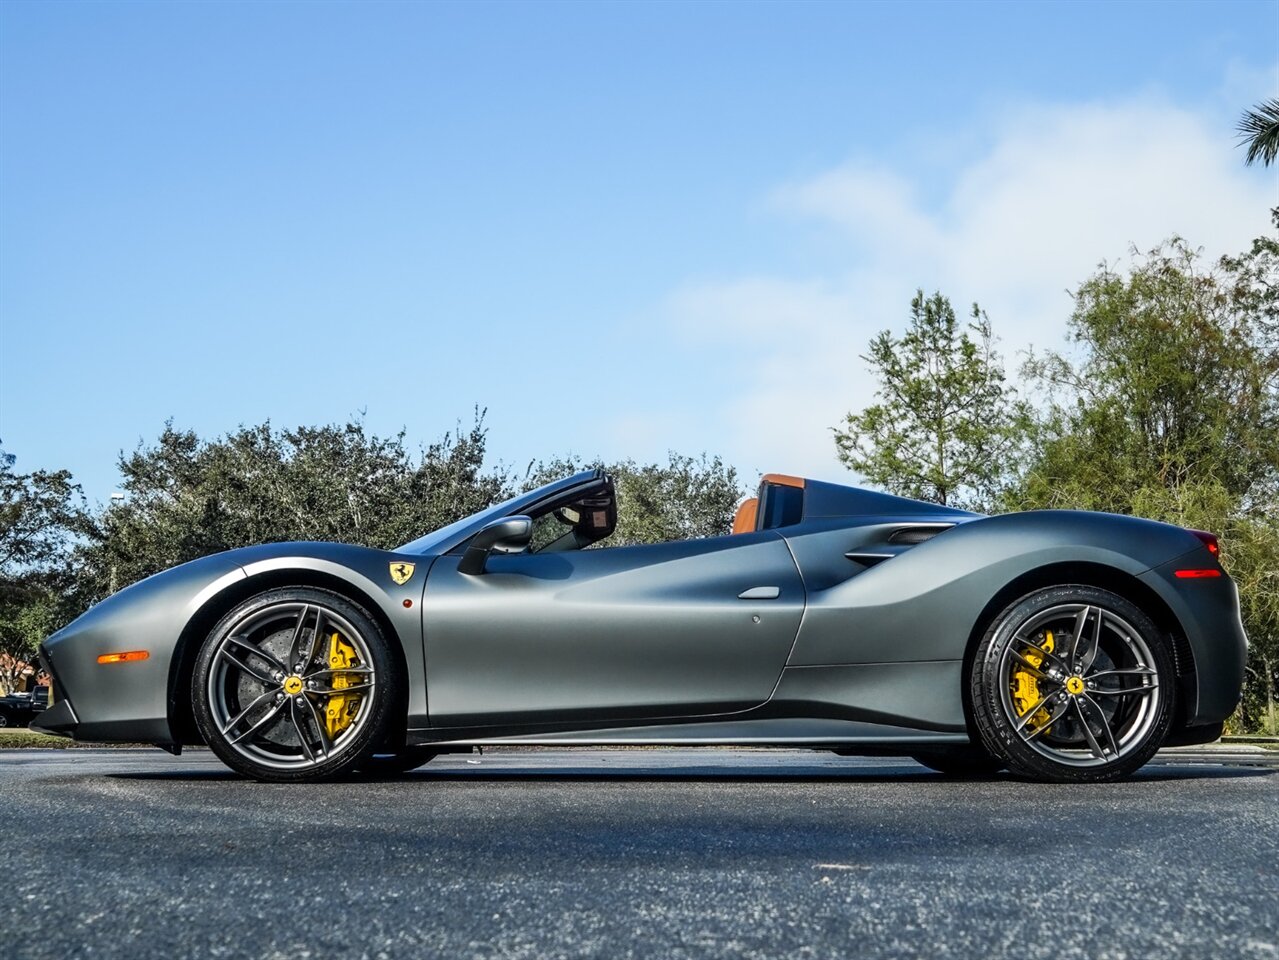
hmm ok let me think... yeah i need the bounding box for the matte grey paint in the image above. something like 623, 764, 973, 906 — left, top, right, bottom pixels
799, 478, 976, 520
418, 717, 971, 747
38, 542, 433, 742
421, 529, 804, 725
38, 550, 245, 742
782, 510, 1206, 667
235, 543, 433, 724
35, 471, 1247, 754
1139, 553, 1248, 723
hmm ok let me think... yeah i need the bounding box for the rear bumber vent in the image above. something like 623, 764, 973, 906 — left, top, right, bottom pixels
1172, 632, 1195, 677
888, 526, 949, 545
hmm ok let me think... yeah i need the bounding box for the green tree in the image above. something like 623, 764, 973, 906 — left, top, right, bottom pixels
833, 291, 1031, 511
75, 413, 512, 601
1220, 208, 1279, 345
1017, 237, 1279, 513
525, 452, 744, 545
1122, 479, 1279, 732
1225, 512, 1279, 733
1238, 98, 1279, 167
0, 445, 87, 693
1017, 229, 1279, 729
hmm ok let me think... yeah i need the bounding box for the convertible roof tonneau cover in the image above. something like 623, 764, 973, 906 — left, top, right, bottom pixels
792, 478, 978, 520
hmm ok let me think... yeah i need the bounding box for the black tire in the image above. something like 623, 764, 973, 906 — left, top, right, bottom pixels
971, 585, 1175, 783
910, 748, 1005, 777
193, 587, 403, 783
0, 712, 10, 728
358, 746, 438, 776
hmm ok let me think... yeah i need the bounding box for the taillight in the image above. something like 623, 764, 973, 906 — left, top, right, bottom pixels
1189, 530, 1219, 557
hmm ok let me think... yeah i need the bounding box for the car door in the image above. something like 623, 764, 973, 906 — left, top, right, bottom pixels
421, 528, 805, 728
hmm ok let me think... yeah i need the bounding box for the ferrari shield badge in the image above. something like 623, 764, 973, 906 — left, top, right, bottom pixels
389, 561, 416, 585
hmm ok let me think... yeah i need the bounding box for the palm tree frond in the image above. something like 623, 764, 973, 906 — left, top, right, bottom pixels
1237, 98, 1279, 167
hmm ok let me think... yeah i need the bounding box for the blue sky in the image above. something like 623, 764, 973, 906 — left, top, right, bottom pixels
1, 0, 1276, 504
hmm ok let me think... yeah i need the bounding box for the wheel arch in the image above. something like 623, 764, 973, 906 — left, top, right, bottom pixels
958, 560, 1196, 740
167, 568, 411, 746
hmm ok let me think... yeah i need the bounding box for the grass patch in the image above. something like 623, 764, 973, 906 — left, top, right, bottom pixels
0, 728, 151, 750
0, 728, 75, 749
1233, 741, 1279, 751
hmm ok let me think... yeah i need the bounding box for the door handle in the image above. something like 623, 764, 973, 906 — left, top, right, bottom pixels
738, 586, 780, 600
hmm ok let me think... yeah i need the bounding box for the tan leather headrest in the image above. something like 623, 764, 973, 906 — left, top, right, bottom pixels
732, 497, 759, 535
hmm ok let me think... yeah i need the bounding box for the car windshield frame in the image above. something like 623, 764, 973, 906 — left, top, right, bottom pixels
395, 469, 604, 556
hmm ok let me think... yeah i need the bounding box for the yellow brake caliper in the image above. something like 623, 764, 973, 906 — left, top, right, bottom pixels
1012, 630, 1055, 733
324, 632, 364, 739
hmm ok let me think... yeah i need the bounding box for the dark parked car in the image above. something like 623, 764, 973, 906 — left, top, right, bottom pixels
0, 685, 48, 728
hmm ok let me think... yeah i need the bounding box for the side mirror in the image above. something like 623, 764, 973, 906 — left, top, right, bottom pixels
457, 515, 533, 575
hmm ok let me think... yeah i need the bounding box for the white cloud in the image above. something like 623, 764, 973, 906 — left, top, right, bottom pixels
643, 92, 1278, 484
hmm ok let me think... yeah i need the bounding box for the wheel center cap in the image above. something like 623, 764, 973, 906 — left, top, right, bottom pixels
1065, 675, 1085, 696
282, 675, 304, 695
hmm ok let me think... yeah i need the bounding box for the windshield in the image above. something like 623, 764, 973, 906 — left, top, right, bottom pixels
395, 469, 602, 555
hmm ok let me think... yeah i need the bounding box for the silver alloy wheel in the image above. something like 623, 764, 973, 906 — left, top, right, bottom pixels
206, 601, 377, 771
997, 602, 1161, 768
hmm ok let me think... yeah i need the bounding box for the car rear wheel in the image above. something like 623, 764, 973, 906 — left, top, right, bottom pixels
971, 585, 1175, 783
193, 587, 402, 783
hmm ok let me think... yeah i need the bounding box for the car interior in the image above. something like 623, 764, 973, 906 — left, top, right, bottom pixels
527, 481, 619, 553
732, 473, 805, 535
528, 472, 807, 554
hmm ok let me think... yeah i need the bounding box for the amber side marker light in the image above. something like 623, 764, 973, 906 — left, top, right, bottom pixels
97, 650, 150, 664
1174, 569, 1222, 579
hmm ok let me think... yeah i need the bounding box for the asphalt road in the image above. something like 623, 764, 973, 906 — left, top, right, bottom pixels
1, 747, 1276, 960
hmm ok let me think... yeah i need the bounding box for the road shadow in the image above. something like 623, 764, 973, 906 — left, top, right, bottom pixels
105, 759, 1279, 786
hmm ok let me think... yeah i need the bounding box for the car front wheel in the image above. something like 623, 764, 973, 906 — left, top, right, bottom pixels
971, 585, 1175, 783
193, 587, 402, 783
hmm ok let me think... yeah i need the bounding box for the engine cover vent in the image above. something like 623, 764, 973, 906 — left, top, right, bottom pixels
888, 525, 951, 545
